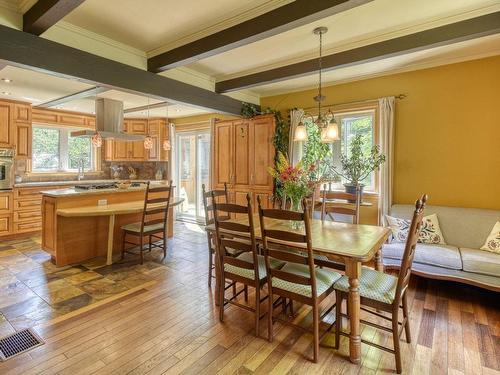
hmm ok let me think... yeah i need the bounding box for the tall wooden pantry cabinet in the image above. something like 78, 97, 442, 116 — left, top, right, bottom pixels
212, 114, 275, 210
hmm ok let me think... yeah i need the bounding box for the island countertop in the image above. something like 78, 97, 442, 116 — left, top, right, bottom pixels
15, 179, 168, 188
40, 181, 169, 197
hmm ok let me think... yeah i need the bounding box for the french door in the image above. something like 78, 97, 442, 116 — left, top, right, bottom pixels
175, 129, 211, 222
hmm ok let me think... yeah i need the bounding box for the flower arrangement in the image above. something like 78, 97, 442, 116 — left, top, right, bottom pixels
268, 152, 314, 211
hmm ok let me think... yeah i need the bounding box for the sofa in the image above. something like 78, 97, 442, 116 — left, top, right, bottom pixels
382, 204, 500, 292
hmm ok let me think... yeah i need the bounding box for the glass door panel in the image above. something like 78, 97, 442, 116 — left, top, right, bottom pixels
176, 129, 210, 222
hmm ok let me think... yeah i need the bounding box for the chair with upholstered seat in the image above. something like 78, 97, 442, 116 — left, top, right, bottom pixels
121, 181, 173, 264
334, 194, 427, 374
257, 197, 342, 363
213, 193, 285, 337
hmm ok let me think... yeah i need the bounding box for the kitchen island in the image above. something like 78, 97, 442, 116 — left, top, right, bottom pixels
41, 183, 182, 266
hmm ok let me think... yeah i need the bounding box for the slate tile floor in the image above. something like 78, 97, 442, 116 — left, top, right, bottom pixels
0, 221, 208, 335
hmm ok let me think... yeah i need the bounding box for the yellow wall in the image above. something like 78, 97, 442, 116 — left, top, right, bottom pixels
261, 56, 500, 210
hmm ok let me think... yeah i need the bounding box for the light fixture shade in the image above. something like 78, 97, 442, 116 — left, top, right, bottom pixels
162, 139, 171, 151
91, 132, 102, 148
144, 136, 154, 150
326, 121, 340, 141
293, 123, 308, 142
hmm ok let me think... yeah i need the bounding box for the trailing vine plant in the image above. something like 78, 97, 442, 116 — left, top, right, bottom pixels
241, 102, 290, 200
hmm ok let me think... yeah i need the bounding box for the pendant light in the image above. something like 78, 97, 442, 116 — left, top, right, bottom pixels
91, 92, 102, 147
162, 104, 171, 151
293, 27, 340, 143
144, 97, 154, 150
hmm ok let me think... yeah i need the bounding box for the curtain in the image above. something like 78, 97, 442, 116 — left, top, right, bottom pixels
288, 108, 305, 166
378, 97, 395, 225
169, 122, 176, 194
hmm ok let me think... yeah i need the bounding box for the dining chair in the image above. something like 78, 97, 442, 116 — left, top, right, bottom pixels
334, 194, 427, 374
121, 181, 173, 265
213, 193, 285, 337
321, 182, 361, 224
257, 197, 343, 362
201, 183, 230, 287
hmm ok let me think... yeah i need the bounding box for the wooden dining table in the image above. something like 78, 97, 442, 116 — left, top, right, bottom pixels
206, 215, 391, 365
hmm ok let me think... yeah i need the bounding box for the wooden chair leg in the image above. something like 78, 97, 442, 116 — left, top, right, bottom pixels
312, 303, 319, 363
208, 248, 213, 287
335, 290, 341, 350
140, 236, 144, 265
149, 235, 152, 252
255, 286, 260, 337
162, 232, 167, 259
392, 308, 402, 374
244, 285, 248, 302
232, 282, 237, 297
402, 292, 411, 343
289, 300, 294, 317
219, 271, 225, 322
121, 233, 126, 260
267, 286, 273, 342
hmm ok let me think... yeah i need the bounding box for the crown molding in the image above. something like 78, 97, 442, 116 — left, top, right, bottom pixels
259, 50, 500, 97
213, 3, 500, 82
146, 0, 292, 58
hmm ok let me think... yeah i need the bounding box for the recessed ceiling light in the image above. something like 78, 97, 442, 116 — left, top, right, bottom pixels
1, 78, 12, 83
1, 91, 11, 95
175, 109, 181, 113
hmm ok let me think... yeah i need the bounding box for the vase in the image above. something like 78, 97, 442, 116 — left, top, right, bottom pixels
289, 197, 304, 230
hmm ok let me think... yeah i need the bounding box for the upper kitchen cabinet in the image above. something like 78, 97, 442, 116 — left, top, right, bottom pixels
0, 101, 13, 147
0, 100, 32, 159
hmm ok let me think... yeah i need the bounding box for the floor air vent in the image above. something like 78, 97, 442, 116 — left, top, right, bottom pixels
0, 328, 44, 361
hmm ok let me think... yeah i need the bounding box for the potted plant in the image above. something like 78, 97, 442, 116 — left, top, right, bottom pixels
331, 134, 385, 198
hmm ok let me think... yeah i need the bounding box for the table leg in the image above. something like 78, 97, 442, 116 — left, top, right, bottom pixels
346, 260, 362, 364
106, 214, 115, 265
375, 246, 384, 272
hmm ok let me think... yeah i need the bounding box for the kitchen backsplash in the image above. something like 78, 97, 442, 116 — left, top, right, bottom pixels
15, 159, 169, 183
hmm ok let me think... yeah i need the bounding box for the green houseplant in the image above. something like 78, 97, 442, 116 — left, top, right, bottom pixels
331, 134, 385, 196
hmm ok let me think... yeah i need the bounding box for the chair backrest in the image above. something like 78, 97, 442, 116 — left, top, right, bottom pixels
212, 193, 260, 280
394, 194, 427, 302
257, 197, 318, 300
140, 180, 173, 234
201, 183, 229, 225
321, 182, 361, 224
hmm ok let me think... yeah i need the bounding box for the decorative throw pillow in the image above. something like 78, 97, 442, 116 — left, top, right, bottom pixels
385, 214, 446, 245
480, 222, 500, 253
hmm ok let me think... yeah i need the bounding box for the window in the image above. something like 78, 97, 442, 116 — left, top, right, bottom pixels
32, 126, 94, 172
330, 110, 376, 191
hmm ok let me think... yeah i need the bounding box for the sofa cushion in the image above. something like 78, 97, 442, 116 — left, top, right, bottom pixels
460, 247, 500, 277
480, 221, 500, 254
386, 213, 446, 244
390, 205, 500, 249
382, 242, 462, 270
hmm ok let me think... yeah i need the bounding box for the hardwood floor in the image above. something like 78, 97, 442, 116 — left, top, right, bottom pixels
0, 222, 499, 374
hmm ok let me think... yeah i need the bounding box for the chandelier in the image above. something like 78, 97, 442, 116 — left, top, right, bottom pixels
293, 27, 339, 143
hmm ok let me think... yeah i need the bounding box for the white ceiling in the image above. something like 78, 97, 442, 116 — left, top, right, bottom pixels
62, 0, 290, 53
1, 0, 499, 105
0, 65, 209, 118
186, 0, 500, 81
252, 33, 500, 96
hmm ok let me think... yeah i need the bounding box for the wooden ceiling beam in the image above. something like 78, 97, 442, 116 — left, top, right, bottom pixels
215, 11, 500, 93
147, 0, 374, 72
23, 0, 86, 35
0, 25, 244, 115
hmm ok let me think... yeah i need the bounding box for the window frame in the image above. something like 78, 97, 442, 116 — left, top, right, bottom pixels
31, 124, 96, 173
308, 101, 380, 193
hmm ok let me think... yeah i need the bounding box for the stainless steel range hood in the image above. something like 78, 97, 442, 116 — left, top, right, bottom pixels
71, 98, 146, 140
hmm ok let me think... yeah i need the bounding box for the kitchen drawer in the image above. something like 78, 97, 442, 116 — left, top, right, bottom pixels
14, 209, 42, 222
14, 199, 42, 211
0, 192, 13, 213
0, 214, 12, 236
14, 220, 42, 234
14, 186, 67, 200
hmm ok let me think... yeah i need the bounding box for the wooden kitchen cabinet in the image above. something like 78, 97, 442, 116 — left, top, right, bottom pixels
0, 191, 13, 214
129, 140, 146, 160
113, 140, 129, 160
212, 114, 275, 211
0, 101, 13, 147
